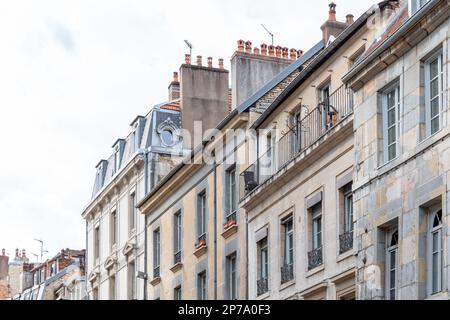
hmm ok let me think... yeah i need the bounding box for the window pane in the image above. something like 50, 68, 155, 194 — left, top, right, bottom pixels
431, 118, 439, 135
430, 78, 439, 98
387, 91, 395, 107
388, 144, 396, 160
388, 109, 396, 126
388, 127, 396, 144
430, 59, 438, 79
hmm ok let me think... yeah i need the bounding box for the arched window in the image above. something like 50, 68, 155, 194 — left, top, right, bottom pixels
430, 208, 443, 294
386, 228, 398, 300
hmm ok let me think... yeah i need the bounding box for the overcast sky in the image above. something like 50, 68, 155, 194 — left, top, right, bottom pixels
0, 0, 373, 261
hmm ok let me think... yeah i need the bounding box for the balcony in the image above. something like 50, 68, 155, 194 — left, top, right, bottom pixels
339, 230, 353, 254
308, 247, 323, 270
257, 278, 269, 296
221, 211, 238, 239
241, 85, 353, 199
153, 266, 160, 278
280, 263, 294, 284
194, 233, 207, 258
150, 266, 161, 286
170, 251, 183, 273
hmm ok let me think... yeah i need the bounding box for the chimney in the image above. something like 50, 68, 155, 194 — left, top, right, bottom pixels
1, 249, 5, 256
168, 71, 180, 100
207, 57, 213, 68
237, 40, 245, 52
22, 249, 26, 260
321, 2, 348, 45
15, 248, 19, 258
185, 54, 191, 65
0, 249, 9, 279
231, 39, 297, 109
346, 14, 354, 25
290, 48, 297, 60
196, 55, 202, 66
180, 56, 229, 149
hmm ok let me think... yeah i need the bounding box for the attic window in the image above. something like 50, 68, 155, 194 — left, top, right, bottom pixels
114, 145, 121, 173
161, 129, 174, 146
133, 122, 140, 152
409, 0, 429, 15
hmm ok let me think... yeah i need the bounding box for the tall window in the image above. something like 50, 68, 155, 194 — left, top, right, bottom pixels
225, 167, 237, 216
153, 229, 160, 278
429, 208, 443, 294
312, 203, 322, 250
320, 82, 331, 129
227, 253, 237, 299
197, 192, 207, 240
111, 210, 117, 248
257, 236, 269, 295
343, 184, 353, 233
386, 229, 398, 300
382, 83, 400, 163
109, 275, 116, 300
129, 192, 136, 233
174, 211, 182, 264
174, 286, 182, 300
425, 51, 443, 137
94, 226, 100, 261
198, 272, 207, 300
128, 261, 135, 300
282, 217, 294, 266
114, 145, 121, 174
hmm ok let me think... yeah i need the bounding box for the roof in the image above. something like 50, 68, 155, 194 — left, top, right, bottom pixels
251, 1, 394, 129
235, 40, 324, 113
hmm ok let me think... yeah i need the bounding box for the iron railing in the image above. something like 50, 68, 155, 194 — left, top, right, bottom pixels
153, 266, 160, 278
196, 233, 206, 247
257, 278, 269, 296
280, 263, 294, 284
339, 230, 353, 254
226, 211, 237, 224
308, 247, 323, 270
174, 251, 181, 264
241, 84, 353, 198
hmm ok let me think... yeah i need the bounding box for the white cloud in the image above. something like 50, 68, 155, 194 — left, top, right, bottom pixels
0, 0, 373, 259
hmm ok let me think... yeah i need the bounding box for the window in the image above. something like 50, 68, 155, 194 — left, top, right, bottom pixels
161, 129, 174, 146
281, 216, 294, 283
198, 272, 207, 300
410, 0, 430, 15
174, 211, 182, 264
94, 226, 100, 261
386, 229, 398, 300
114, 145, 121, 174
319, 82, 331, 129
128, 261, 135, 300
227, 253, 237, 299
153, 229, 161, 278
425, 51, 443, 137
111, 210, 117, 248
129, 193, 136, 234
382, 83, 400, 163
339, 183, 354, 254
174, 286, 182, 300
257, 236, 269, 296
225, 167, 237, 216
429, 207, 443, 294
109, 275, 116, 300
133, 121, 140, 152
312, 204, 322, 250
265, 130, 276, 174
197, 192, 207, 240
92, 287, 99, 300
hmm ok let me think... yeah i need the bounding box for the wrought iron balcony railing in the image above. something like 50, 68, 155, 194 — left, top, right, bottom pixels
280, 263, 294, 284
257, 278, 269, 296
153, 266, 160, 278
339, 230, 353, 254
174, 251, 181, 264
240, 84, 353, 199
308, 247, 323, 270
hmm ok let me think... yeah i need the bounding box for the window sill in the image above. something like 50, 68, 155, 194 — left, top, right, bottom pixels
256, 291, 270, 300
306, 265, 325, 278
193, 244, 208, 258
221, 224, 238, 239
170, 262, 183, 273
150, 277, 161, 286
280, 279, 295, 291
337, 250, 354, 263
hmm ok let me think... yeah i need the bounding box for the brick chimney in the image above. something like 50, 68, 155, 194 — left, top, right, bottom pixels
180, 55, 229, 149
0, 249, 9, 279
168, 71, 180, 100
321, 2, 349, 46
231, 40, 301, 109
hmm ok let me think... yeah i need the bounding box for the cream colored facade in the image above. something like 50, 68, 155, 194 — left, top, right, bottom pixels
241, 2, 399, 300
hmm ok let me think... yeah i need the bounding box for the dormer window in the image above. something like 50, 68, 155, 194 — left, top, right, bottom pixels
114, 145, 120, 173
157, 117, 178, 148
161, 129, 174, 146
133, 122, 140, 152
409, 0, 429, 16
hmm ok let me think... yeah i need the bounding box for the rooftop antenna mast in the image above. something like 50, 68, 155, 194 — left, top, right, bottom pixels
184, 40, 193, 64
261, 24, 274, 46
33, 238, 48, 263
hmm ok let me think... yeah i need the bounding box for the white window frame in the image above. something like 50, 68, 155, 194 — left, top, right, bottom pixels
425, 50, 444, 138
127, 261, 136, 300
227, 254, 237, 300
409, 0, 430, 16
197, 192, 207, 239
259, 237, 269, 281
385, 229, 398, 300
174, 211, 182, 256
198, 272, 207, 300
382, 82, 401, 164
110, 210, 117, 248
226, 167, 237, 215
282, 217, 294, 266
428, 206, 443, 295
343, 184, 353, 233
94, 225, 100, 261
312, 203, 322, 250
153, 229, 160, 272
129, 192, 136, 234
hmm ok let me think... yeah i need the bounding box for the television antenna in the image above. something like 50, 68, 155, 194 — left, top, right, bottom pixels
261, 24, 274, 46
184, 40, 193, 64
34, 238, 48, 263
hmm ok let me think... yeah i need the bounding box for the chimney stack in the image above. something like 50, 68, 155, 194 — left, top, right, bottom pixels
237, 40, 245, 52
218, 58, 224, 69
207, 57, 213, 68
321, 2, 348, 45
168, 71, 180, 100
196, 55, 202, 66
261, 44, 268, 56
185, 54, 191, 65
346, 14, 354, 25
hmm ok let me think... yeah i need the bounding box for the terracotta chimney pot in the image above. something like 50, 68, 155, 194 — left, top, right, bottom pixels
268, 45, 275, 56
253, 47, 260, 55
245, 41, 252, 53
207, 57, 213, 68
346, 14, 354, 25
328, 2, 337, 21
185, 54, 191, 65
275, 46, 282, 58
261, 43, 268, 55
218, 58, 224, 69
237, 40, 245, 52
196, 55, 202, 66
290, 48, 297, 60
173, 72, 179, 82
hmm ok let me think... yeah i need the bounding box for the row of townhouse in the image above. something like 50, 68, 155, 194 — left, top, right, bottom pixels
84, 0, 450, 300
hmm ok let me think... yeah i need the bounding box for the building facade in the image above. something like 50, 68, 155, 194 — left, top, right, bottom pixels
343, 0, 450, 299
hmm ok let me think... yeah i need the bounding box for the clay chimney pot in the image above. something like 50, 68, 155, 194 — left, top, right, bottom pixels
245, 41, 252, 53
196, 55, 202, 66
290, 48, 297, 60
173, 72, 179, 82
237, 40, 245, 52
253, 47, 260, 55
207, 57, 213, 68
328, 2, 337, 21
218, 58, 224, 69
346, 14, 354, 25
275, 46, 282, 58
185, 54, 191, 65
260, 43, 268, 55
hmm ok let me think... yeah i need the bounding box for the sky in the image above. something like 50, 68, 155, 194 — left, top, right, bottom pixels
0, 0, 373, 262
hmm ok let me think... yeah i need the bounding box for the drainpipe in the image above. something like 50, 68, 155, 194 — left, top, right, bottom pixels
213, 159, 218, 299
85, 219, 89, 300
245, 210, 249, 299
143, 149, 150, 300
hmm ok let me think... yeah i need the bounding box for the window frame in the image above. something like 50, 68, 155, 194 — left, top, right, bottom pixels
110, 210, 117, 248
343, 184, 353, 233
227, 253, 237, 300
109, 274, 116, 300
428, 206, 443, 295
198, 271, 207, 300
259, 237, 269, 281
94, 225, 100, 261
197, 191, 207, 239
153, 228, 161, 273
174, 286, 182, 300
311, 203, 323, 250
424, 50, 444, 138
174, 211, 182, 259
382, 82, 401, 164
129, 192, 136, 234
385, 229, 398, 300
225, 166, 237, 216
128, 261, 136, 300
281, 216, 294, 267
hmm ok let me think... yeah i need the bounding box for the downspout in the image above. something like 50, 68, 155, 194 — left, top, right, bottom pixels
214, 159, 218, 299
85, 219, 89, 300
143, 150, 150, 300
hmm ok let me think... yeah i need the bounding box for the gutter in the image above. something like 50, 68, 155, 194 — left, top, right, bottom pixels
213, 159, 218, 299
342, 0, 440, 83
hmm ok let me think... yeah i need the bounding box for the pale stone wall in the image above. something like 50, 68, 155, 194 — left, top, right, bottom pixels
353, 16, 450, 300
